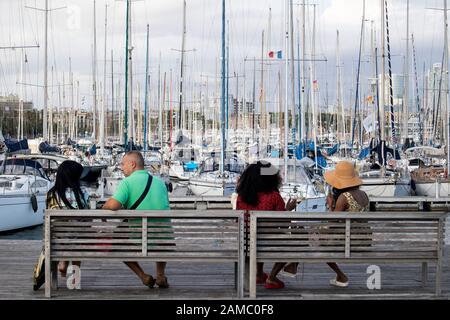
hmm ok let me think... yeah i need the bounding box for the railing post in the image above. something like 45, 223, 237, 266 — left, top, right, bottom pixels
142, 216, 148, 256
436, 218, 444, 296
249, 212, 257, 299
44, 212, 51, 298
345, 219, 351, 258
237, 212, 245, 298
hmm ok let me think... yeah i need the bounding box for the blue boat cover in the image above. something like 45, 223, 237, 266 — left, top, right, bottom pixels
183, 161, 199, 172
5, 139, 29, 152
39, 141, 60, 153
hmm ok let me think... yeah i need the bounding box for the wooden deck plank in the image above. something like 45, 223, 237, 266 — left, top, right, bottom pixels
0, 240, 448, 300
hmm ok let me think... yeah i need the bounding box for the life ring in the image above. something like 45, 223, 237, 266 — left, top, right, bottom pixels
30, 194, 38, 213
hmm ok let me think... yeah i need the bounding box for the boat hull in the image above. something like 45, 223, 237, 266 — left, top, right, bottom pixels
188, 180, 235, 197
360, 182, 411, 197
0, 194, 46, 232
412, 181, 450, 197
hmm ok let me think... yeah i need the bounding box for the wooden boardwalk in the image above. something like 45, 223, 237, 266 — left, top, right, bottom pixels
0, 240, 449, 300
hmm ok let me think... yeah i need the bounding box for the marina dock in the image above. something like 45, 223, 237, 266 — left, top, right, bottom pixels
1, 240, 448, 300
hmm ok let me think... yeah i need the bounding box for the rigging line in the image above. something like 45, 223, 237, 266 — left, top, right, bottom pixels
385, 0, 396, 145
0, 57, 9, 93
412, 34, 423, 145
49, 11, 59, 86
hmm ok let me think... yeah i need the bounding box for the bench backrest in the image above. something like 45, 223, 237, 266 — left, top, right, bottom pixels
249, 212, 447, 261
46, 210, 245, 262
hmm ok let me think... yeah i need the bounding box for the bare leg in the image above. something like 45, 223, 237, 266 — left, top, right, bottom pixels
124, 262, 154, 286
283, 263, 298, 275
327, 263, 348, 283
155, 262, 169, 288
58, 261, 68, 276
257, 262, 265, 279
156, 262, 166, 278
268, 263, 287, 282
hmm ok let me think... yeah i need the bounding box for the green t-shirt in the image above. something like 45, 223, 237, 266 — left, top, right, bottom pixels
113, 170, 170, 210
113, 170, 172, 244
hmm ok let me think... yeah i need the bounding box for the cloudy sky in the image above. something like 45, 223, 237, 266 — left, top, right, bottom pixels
0, 0, 448, 113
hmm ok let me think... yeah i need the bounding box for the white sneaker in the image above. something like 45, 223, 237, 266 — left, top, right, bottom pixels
279, 270, 297, 278
330, 278, 349, 288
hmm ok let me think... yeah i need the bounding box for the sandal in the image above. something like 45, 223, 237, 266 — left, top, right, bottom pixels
256, 273, 269, 285
143, 275, 156, 288
264, 278, 285, 289
156, 276, 169, 289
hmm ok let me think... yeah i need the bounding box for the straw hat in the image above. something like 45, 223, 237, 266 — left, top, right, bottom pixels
324, 161, 363, 190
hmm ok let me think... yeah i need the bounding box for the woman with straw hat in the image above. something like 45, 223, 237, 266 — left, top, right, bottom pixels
323, 161, 369, 287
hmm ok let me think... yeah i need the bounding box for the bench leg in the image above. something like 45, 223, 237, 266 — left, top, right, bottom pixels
234, 262, 238, 290
421, 263, 428, 288
51, 262, 58, 291
45, 259, 51, 298
244, 257, 250, 293
436, 261, 442, 297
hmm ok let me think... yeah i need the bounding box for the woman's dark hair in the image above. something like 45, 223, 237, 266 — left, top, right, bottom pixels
236, 161, 282, 206
48, 160, 86, 209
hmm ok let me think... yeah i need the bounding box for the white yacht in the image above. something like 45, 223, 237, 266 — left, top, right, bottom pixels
0, 158, 52, 232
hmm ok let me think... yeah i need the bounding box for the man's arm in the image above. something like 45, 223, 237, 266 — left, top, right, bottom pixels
102, 198, 123, 211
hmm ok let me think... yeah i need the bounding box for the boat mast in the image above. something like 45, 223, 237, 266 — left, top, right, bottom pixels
144, 24, 150, 151
444, 0, 450, 176
44, 0, 48, 141
385, 0, 396, 146
92, 0, 98, 142
18, 49, 24, 140
311, 4, 319, 170
289, 0, 296, 147
220, 0, 226, 174
178, 0, 187, 137
351, 0, 366, 151
123, 0, 132, 146
301, 0, 306, 144
162, 72, 166, 146
70, 57, 74, 140
380, 0, 386, 169
297, 18, 302, 145
111, 50, 115, 139
226, 20, 230, 144
336, 30, 346, 149
170, 69, 173, 150
284, 0, 290, 178
252, 58, 256, 143
402, 0, 410, 144
100, 3, 108, 155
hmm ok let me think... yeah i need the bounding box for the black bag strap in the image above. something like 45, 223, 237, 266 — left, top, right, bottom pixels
130, 174, 153, 210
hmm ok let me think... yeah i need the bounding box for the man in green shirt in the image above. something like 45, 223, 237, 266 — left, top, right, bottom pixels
103, 151, 170, 288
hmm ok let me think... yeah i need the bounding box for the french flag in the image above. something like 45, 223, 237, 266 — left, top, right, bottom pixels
268, 51, 283, 59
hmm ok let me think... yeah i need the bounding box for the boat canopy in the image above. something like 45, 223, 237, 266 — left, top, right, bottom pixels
0, 158, 48, 180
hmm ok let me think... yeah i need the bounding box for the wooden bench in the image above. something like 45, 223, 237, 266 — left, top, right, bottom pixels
248, 212, 447, 298
44, 210, 245, 298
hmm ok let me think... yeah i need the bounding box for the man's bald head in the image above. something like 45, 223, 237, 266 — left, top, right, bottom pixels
121, 151, 145, 176
125, 151, 145, 168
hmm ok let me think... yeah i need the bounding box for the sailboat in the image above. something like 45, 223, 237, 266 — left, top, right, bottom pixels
350, 0, 411, 197
410, 0, 450, 197
187, 0, 242, 197
0, 154, 51, 232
